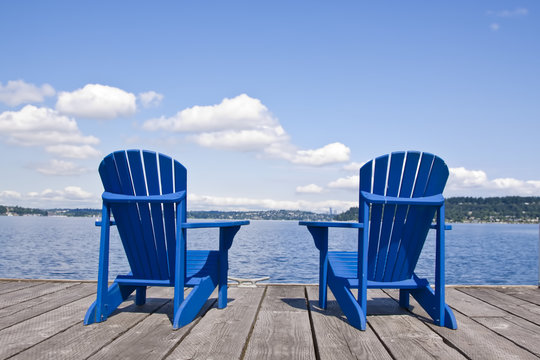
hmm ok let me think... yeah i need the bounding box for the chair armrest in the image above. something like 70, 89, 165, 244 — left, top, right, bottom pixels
361, 191, 444, 206
102, 190, 186, 204
299, 221, 364, 229
95, 220, 116, 226
181, 220, 249, 229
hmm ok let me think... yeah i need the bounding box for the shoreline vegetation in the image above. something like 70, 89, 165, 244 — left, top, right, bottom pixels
1, 196, 539, 223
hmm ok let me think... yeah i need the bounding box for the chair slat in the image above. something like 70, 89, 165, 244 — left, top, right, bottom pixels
366, 155, 388, 279
127, 150, 162, 280
143, 150, 170, 280
382, 151, 421, 281
374, 152, 404, 281
393, 152, 436, 280
159, 154, 177, 279
112, 151, 152, 278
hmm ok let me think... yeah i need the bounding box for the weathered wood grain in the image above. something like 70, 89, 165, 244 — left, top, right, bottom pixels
0, 281, 42, 295
0, 282, 95, 331
86, 287, 208, 360
0, 281, 78, 309
495, 286, 540, 306
165, 286, 264, 360
11, 286, 175, 360
458, 287, 540, 326
306, 286, 392, 360
385, 288, 539, 359
0, 281, 539, 360
243, 285, 315, 360
0, 293, 95, 359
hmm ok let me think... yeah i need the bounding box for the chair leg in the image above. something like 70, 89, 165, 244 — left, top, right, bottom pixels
399, 289, 410, 308
328, 269, 366, 330
410, 284, 457, 329
135, 286, 147, 305
84, 282, 136, 325
173, 275, 217, 329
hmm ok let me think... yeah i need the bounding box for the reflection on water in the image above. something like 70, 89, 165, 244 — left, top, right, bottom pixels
0, 217, 537, 284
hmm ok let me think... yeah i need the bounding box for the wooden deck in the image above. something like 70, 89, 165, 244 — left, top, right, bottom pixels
0, 280, 539, 359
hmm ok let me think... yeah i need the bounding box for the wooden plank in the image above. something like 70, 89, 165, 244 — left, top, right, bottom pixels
306, 286, 392, 360
0, 293, 95, 359
473, 316, 540, 357
243, 285, 315, 360
11, 286, 176, 360
0, 282, 95, 331
165, 286, 264, 360
0, 280, 43, 295
0, 281, 78, 309
458, 287, 540, 326
87, 287, 214, 360
495, 286, 540, 306
444, 288, 507, 317
385, 288, 539, 359
366, 290, 465, 359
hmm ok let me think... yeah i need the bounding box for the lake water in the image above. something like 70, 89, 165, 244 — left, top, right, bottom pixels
0, 216, 538, 285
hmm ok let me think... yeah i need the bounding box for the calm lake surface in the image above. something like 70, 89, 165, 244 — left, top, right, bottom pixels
0, 216, 538, 285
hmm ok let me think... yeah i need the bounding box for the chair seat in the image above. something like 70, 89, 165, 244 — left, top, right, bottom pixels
328, 251, 430, 289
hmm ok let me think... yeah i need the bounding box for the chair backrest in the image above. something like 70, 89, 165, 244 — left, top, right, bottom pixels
99, 150, 187, 281
359, 151, 449, 282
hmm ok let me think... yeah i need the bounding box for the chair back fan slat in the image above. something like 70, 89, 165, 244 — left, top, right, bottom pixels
373, 151, 404, 281
158, 153, 179, 280
359, 151, 449, 282
98, 150, 186, 281
365, 155, 388, 279
142, 151, 169, 279
382, 151, 420, 282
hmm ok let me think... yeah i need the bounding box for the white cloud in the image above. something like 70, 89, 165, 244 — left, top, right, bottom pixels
0, 80, 55, 107
296, 184, 323, 194
1, 187, 96, 207
490, 23, 500, 31
143, 94, 350, 166
447, 167, 540, 196
188, 193, 355, 213
487, 8, 528, 18
144, 94, 277, 133
29, 187, 93, 201
56, 84, 137, 119
0, 190, 22, 201
36, 159, 91, 176
45, 144, 101, 159
328, 175, 359, 190
343, 162, 365, 172
139, 91, 163, 108
289, 142, 350, 166
0, 105, 99, 147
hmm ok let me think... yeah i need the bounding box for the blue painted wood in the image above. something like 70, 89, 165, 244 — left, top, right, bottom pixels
84, 150, 249, 329
300, 151, 457, 331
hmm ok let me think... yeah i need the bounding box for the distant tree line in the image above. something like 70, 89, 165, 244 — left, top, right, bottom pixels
2, 197, 539, 223
333, 196, 540, 223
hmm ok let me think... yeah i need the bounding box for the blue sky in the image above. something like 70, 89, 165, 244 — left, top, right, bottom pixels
0, 1, 539, 212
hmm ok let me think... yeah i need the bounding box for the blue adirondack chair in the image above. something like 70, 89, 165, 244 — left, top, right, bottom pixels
300, 151, 457, 330
84, 150, 249, 328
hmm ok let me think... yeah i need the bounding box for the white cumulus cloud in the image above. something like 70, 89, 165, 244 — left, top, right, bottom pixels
289, 142, 350, 166
56, 84, 137, 119
0, 80, 55, 107
139, 91, 163, 108
328, 175, 359, 190
343, 162, 365, 172
45, 144, 101, 159
447, 167, 540, 196
296, 184, 323, 194
36, 159, 91, 176
0, 105, 99, 147
188, 193, 354, 213
143, 94, 350, 166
